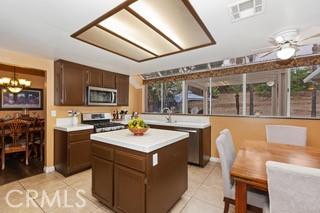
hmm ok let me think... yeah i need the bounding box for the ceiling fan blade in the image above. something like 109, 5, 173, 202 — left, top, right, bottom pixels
297, 38, 320, 46
298, 26, 320, 41
252, 46, 278, 54
258, 49, 277, 58
268, 37, 280, 46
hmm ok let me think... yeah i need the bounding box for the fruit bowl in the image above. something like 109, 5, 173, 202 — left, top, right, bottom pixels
128, 117, 149, 136
128, 127, 149, 136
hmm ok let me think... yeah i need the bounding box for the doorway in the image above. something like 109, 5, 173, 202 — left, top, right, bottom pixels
0, 64, 46, 185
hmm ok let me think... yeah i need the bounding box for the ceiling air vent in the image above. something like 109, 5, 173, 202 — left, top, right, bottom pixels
229, 0, 263, 22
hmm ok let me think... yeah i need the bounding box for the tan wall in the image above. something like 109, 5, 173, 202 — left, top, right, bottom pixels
0, 48, 142, 168
211, 116, 320, 157
0, 71, 45, 119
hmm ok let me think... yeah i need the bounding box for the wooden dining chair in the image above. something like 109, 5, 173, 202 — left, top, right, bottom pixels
266, 161, 320, 213
216, 129, 267, 213
1, 119, 31, 170
265, 125, 307, 146
30, 119, 45, 161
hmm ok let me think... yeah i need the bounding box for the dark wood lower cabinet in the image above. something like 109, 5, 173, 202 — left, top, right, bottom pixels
114, 164, 145, 213
91, 138, 188, 213
92, 156, 113, 208
69, 140, 91, 173
54, 129, 93, 176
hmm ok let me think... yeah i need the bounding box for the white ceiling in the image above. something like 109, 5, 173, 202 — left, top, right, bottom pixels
0, 0, 320, 75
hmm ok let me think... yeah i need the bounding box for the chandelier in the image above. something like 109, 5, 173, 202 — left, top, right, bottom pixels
0, 67, 31, 93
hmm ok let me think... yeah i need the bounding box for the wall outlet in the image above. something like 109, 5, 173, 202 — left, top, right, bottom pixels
152, 153, 158, 167
51, 110, 57, 117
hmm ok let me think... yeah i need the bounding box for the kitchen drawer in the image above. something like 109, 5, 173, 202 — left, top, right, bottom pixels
114, 150, 146, 172
91, 142, 114, 161
68, 130, 92, 142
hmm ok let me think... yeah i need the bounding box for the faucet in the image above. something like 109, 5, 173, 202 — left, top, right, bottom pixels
162, 107, 174, 123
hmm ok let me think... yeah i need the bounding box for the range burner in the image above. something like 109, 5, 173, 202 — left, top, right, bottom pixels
82, 113, 125, 133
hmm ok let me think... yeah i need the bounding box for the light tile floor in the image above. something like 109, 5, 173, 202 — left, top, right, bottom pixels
0, 162, 235, 213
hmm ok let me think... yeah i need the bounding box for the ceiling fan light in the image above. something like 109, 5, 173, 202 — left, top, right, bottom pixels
277, 47, 296, 60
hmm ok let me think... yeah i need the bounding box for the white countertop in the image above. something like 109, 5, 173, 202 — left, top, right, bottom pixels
91, 128, 189, 153
54, 124, 94, 132
114, 119, 210, 129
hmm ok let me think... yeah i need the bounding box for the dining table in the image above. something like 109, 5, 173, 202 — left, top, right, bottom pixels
231, 140, 320, 213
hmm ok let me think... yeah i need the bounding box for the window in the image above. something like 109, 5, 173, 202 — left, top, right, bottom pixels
246, 70, 287, 116
144, 64, 320, 118
290, 66, 320, 117
146, 82, 162, 112
211, 74, 243, 115
186, 79, 210, 114
163, 81, 183, 113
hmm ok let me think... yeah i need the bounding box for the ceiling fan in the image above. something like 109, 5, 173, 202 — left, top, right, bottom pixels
253, 27, 320, 60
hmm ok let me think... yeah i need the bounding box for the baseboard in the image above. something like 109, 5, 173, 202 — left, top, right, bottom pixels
210, 157, 220, 163
43, 166, 55, 173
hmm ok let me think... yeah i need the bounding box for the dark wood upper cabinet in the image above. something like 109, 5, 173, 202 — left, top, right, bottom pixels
116, 74, 129, 106
102, 71, 116, 89
54, 59, 129, 106
84, 67, 103, 87
54, 60, 85, 106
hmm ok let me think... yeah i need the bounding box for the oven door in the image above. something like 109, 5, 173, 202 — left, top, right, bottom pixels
87, 86, 117, 105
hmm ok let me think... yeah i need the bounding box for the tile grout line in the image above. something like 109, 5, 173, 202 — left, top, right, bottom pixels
17, 180, 47, 213
179, 163, 217, 212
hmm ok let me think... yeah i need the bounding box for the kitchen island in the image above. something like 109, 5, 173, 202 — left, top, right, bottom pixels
90, 128, 189, 213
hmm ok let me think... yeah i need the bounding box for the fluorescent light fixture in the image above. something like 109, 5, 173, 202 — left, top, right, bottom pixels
129, 0, 184, 47
99, 10, 179, 55
72, 0, 215, 62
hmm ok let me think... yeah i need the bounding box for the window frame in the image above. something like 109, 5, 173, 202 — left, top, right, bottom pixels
144, 68, 318, 118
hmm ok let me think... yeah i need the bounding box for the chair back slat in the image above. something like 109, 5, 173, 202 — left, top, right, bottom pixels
3, 119, 30, 146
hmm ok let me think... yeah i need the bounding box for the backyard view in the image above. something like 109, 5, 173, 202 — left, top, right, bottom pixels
146, 66, 320, 118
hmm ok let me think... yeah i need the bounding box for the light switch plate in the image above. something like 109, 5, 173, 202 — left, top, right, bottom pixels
51, 110, 57, 117
152, 153, 158, 166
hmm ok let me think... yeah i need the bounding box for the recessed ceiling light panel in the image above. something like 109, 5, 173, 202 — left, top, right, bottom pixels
77, 26, 155, 61
99, 10, 179, 55
72, 0, 216, 62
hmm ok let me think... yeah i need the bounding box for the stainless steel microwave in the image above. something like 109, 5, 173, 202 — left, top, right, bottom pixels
87, 86, 117, 106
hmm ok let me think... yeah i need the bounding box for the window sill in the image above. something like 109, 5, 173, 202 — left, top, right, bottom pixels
142, 112, 320, 120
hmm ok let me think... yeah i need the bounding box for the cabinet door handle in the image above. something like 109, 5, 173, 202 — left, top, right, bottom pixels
64, 88, 67, 104
61, 68, 65, 104
87, 71, 90, 84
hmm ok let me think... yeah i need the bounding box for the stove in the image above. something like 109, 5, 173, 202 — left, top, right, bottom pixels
82, 113, 125, 133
